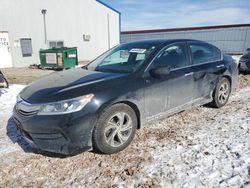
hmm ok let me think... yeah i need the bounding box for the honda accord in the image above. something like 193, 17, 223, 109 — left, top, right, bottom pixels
13, 39, 238, 155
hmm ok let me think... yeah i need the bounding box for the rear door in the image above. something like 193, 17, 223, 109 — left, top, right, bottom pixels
187, 42, 224, 102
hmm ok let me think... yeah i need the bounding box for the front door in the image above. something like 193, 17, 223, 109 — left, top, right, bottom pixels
144, 43, 194, 120
0, 32, 12, 68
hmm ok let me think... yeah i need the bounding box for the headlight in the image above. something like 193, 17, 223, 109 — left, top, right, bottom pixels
38, 94, 94, 115
16, 95, 22, 103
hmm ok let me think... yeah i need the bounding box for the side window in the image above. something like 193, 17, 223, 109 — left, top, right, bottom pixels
153, 44, 188, 70
189, 43, 221, 65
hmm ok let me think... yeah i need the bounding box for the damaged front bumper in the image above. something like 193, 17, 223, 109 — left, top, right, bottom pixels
12, 107, 95, 155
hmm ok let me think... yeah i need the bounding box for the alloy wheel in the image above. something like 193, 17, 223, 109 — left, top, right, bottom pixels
218, 82, 230, 104
104, 112, 133, 148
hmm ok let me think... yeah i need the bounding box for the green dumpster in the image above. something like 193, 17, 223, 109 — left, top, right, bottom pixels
39, 47, 78, 69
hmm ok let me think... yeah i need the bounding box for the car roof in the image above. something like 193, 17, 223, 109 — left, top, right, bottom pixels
124, 39, 205, 46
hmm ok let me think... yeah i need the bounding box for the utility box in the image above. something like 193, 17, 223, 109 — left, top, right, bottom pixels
39, 47, 78, 69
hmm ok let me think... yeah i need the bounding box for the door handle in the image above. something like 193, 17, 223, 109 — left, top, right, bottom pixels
185, 72, 194, 76
216, 64, 224, 68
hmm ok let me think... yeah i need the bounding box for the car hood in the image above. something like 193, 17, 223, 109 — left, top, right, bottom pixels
20, 68, 128, 103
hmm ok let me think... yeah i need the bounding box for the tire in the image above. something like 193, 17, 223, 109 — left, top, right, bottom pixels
92, 103, 137, 154
211, 77, 231, 108
0, 75, 8, 88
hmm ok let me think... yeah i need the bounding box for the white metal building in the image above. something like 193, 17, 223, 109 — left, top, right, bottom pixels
0, 0, 121, 68
121, 24, 250, 54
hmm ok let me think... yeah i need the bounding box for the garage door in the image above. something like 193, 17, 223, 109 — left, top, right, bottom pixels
0, 32, 12, 68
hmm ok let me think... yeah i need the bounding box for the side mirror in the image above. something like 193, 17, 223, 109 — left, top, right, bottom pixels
247, 48, 250, 52
150, 66, 171, 78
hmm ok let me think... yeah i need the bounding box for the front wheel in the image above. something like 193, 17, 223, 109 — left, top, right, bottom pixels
92, 104, 137, 154
211, 78, 231, 108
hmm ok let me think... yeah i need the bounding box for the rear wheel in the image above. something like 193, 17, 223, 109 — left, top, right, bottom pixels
211, 77, 231, 108
92, 104, 137, 154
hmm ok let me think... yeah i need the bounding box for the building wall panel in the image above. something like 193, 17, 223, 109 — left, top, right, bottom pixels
121, 26, 250, 54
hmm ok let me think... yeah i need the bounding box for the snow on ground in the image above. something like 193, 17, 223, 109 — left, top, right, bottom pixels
132, 87, 250, 187
0, 85, 25, 116
0, 83, 250, 187
0, 85, 25, 154
232, 55, 242, 65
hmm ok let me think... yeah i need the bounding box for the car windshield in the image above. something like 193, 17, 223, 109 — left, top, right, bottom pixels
86, 43, 158, 73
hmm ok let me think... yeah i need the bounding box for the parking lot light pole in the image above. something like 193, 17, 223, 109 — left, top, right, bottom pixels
41, 9, 47, 44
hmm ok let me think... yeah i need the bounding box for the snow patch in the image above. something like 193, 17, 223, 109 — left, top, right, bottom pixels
133, 87, 250, 187
232, 55, 242, 65
0, 85, 26, 154
0, 84, 26, 117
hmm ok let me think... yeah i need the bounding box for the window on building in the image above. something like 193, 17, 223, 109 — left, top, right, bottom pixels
189, 42, 221, 65
20, 38, 32, 57
49, 41, 64, 48
49, 41, 56, 48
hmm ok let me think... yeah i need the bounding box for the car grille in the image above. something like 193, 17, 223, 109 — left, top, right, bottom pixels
15, 99, 40, 117
16, 107, 39, 117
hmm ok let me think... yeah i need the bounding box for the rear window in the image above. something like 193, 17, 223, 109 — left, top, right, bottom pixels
189, 42, 221, 65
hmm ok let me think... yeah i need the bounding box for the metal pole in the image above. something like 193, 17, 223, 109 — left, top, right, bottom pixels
43, 14, 47, 44
107, 13, 110, 49
41, 9, 47, 44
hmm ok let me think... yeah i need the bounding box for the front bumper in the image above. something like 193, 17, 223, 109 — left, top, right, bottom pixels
12, 106, 96, 155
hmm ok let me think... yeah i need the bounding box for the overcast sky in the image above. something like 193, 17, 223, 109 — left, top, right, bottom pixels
100, 0, 250, 31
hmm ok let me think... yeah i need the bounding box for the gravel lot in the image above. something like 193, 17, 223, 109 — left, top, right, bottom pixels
1, 68, 53, 85
1, 62, 88, 85
0, 68, 250, 187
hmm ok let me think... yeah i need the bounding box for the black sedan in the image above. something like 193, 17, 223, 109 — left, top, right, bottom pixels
13, 39, 238, 155
239, 49, 250, 72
